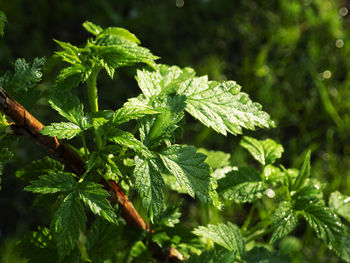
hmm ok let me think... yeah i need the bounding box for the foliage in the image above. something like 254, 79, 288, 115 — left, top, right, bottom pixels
1, 4, 350, 263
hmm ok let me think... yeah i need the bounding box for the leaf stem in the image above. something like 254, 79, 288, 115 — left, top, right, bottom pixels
241, 203, 256, 232
80, 132, 88, 158
87, 65, 103, 148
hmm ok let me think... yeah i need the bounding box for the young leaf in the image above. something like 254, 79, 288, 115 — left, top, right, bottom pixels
0, 10, 7, 36
99, 124, 152, 158
16, 157, 64, 182
193, 222, 245, 256
240, 136, 284, 165
301, 200, 344, 249
329, 191, 350, 223
77, 181, 118, 224
82, 21, 103, 36
160, 145, 215, 205
112, 101, 159, 125
97, 26, 141, 44
51, 191, 87, 258
41, 122, 81, 139
25, 171, 76, 194
48, 90, 84, 125
54, 64, 85, 91
54, 40, 82, 65
178, 78, 272, 135
132, 155, 165, 220
218, 167, 266, 203
292, 150, 311, 191
270, 201, 298, 243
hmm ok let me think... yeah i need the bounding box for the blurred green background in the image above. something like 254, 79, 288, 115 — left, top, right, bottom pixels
1, 0, 350, 262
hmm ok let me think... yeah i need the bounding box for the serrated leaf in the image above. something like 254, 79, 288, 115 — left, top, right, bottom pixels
25, 171, 76, 194
41, 122, 81, 139
197, 148, 231, 169
51, 192, 86, 258
83, 21, 103, 36
270, 201, 298, 243
184, 249, 236, 263
0, 10, 7, 36
240, 136, 284, 165
99, 124, 152, 158
178, 78, 272, 135
132, 155, 165, 220
112, 101, 159, 125
218, 167, 266, 203
48, 90, 84, 125
54, 64, 85, 91
292, 150, 311, 191
193, 222, 245, 255
16, 157, 64, 182
160, 145, 215, 205
77, 181, 117, 224
0, 57, 45, 108
301, 200, 344, 249
329, 191, 350, 223
244, 247, 289, 263
54, 40, 82, 65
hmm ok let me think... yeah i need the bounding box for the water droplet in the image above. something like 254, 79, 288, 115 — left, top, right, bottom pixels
314, 184, 320, 190
344, 197, 350, 203
281, 212, 286, 215
265, 188, 275, 198
239, 93, 250, 103
309, 200, 313, 204
77, 52, 81, 56
335, 39, 344, 48
176, 0, 184, 7
339, 7, 348, 16
256, 192, 263, 198
322, 70, 332, 79
230, 84, 241, 95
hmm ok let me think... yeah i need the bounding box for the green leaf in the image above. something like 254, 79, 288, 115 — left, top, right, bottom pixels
160, 145, 216, 205
178, 78, 272, 135
54, 64, 85, 91
197, 148, 231, 169
218, 167, 266, 203
240, 136, 284, 165
292, 150, 311, 191
270, 202, 298, 243
301, 200, 344, 249
0, 58, 45, 108
0, 10, 7, 36
136, 65, 195, 99
48, 90, 84, 125
54, 39, 82, 65
329, 191, 350, 223
25, 171, 76, 194
41, 122, 81, 139
112, 100, 159, 125
244, 247, 289, 263
132, 155, 165, 220
184, 249, 236, 263
82, 21, 103, 36
99, 124, 152, 158
193, 222, 245, 255
98, 27, 141, 44
77, 181, 117, 224
16, 157, 64, 182
51, 191, 87, 258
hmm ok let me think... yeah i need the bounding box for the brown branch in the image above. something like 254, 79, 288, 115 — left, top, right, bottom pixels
0, 86, 184, 262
